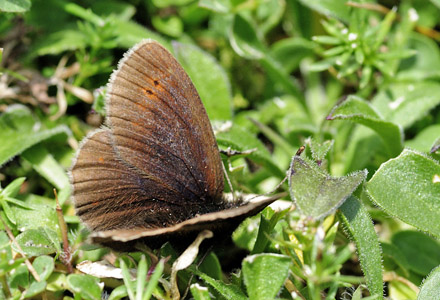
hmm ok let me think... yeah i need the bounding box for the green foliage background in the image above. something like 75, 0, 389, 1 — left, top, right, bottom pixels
1, 0, 440, 299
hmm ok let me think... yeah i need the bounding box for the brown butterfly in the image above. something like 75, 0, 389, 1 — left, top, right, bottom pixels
70, 40, 277, 250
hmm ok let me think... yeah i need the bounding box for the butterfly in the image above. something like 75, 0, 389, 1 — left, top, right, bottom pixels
70, 40, 277, 250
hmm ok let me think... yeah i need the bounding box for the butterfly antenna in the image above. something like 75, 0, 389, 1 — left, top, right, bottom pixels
222, 161, 236, 201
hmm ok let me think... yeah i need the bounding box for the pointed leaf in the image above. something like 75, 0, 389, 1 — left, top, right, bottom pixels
289, 155, 367, 219
0, 105, 70, 166
392, 231, 440, 276
21, 144, 70, 191
195, 271, 247, 300
327, 96, 403, 157
339, 196, 383, 299
1, 177, 26, 198
230, 14, 265, 59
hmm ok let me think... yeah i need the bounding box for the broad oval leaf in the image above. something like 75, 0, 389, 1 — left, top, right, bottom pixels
365, 149, 440, 238
418, 265, 440, 300
14, 228, 59, 256
67, 274, 102, 300
33, 255, 55, 281
23, 281, 46, 298
242, 253, 291, 300
372, 82, 440, 129
173, 42, 232, 121
391, 230, 440, 276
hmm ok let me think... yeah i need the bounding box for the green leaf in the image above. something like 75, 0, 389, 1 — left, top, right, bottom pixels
64, 3, 104, 26
195, 271, 247, 300
67, 274, 102, 300
199, 252, 222, 280
32, 255, 55, 281
391, 231, 440, 276
242, 253, 291, 300
431, 137, 440, 153
199, 0, 231, 13
365, 149, 440, 238
251, 209, 285, 254
173, 42, 232, 121
232, 215, 260, 251
120, 259, 135, 299
91, 0, 135, 20
112, 19, 168, 49
217, 125, 285, 178
14, 227, 59, 256
338, 196, 384, 299
230, 14, 265, 59
1, 177, 25, 198
31, 29, 87, 56
190, 283, 211, 300
1, 197, 16, 225
21, 144, 70, 190
327, 95, 403, 157
152, 15, 183, 38
373, 8, 396, 50
108, 285, 128, 300
9, 264, 29, 289
152, 0, 193, 8
270, 37, 315, 73
289, 154, 367, 219
0, 105, 70, 167
0, 0, 31, 12
248, 117, 295, 156
418, 264, 440, 300
136, 255, 148, 300
298, 0, 350, 22
13, 204, 59, 234
307, 138, 334, 162
143, 259, 164, 300
372, 82, 440, 129
381, 242, 410, 277
405, 125, 440, 153
23, 280, 46, 298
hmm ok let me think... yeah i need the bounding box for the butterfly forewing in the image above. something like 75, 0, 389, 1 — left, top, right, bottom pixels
71, 40, 227, 232
107, 41, 224, 206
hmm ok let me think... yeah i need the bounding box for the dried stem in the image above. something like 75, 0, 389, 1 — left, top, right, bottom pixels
54, 189, 73, 273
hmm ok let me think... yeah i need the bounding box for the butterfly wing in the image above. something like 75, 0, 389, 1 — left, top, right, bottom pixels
90, 194, 280, 251
106, 40, 224, 206
71, 129, 195, 230
71, 40, 225, 231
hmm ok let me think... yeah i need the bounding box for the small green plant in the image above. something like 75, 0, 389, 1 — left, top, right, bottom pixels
1, 0, 440, 299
